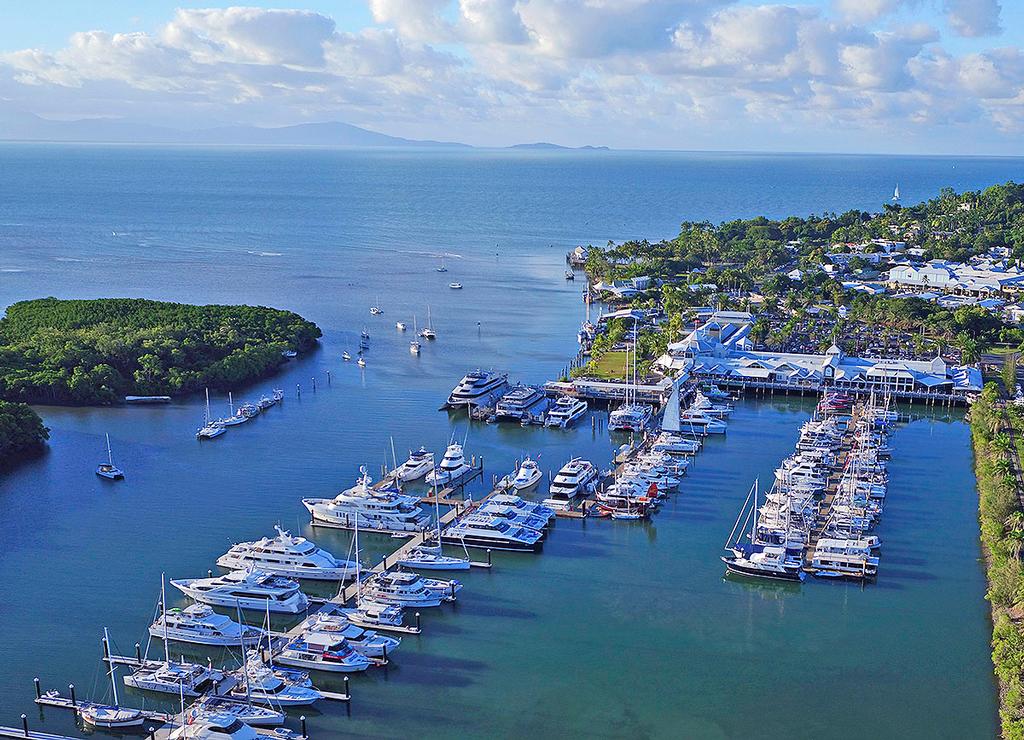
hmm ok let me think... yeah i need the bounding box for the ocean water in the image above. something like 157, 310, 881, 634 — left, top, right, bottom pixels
0, 144, 1015, 738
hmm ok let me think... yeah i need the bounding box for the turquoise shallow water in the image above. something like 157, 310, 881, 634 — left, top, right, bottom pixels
0, 145, 1009, 738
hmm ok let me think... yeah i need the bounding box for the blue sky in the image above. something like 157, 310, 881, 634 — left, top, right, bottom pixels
0, 1, 1022, 153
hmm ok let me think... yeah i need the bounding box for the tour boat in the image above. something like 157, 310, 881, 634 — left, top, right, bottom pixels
486, 493, 556, 522
170, 570, 310, 614
95, 433, 125, 480
303, 468, 431, 533
80, 628, 145, 729
608, 403, 653, 432
446, 370, 508, 407
217, 526, 359, 581
544, 395, 588, 427
424, 442, 474, 486
395, 447, 433, 481
510, 457, 543, 490
443, 514, 543, 552
477, 503, 549, 532
149, 603, 264, 647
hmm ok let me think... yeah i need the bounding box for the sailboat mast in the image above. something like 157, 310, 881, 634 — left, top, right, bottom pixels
433, 453, 442, 542
750, 479, 758, 543
106, 433, 113, 466
237, 602, 252, 705
161, 573, 170, 664
104, 626, 120, 706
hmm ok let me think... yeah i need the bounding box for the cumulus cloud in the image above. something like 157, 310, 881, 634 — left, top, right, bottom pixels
943, 0, 1002, 38
0, 0, 1021, 148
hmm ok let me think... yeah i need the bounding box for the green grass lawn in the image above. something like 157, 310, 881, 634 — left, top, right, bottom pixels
587, 351, 628, 380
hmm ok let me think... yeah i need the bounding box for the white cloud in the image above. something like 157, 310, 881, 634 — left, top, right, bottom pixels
943, 0, 1002, 38
0, 1, 1021, 149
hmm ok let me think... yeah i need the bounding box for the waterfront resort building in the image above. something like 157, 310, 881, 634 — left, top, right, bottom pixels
655, 312, 982, 403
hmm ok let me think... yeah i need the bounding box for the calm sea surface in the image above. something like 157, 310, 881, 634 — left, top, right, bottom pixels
0, 145, 1018, 738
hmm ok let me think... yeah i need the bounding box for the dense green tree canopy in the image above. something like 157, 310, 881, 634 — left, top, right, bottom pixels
0, 298, 321, 404
0, 400, 48, 462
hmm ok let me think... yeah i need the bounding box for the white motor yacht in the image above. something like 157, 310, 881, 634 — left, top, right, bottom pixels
494, 384, 546, 421
228, 656, 323, 705
359, 570, 461, 607
164, 713, 260, 740
186, 697, 284, 728
303, 469, 432, 533
679, 409, 727, 434
544, 396, 588, 427
149, 603, 264, 647
446, 370, 509, 407
722, 544, 806, 582
395, 447, 434, 481
339, 599, 407, 631
275, 632, 371, 674
511, 457, 543, 490
396, 321, 406, 330
295, 611, 400, 658
124, 659, 225, 697
425, 442, 474, 486
543, 458, 598, 507
171, 570, 309, 614
216, 526, 359, 581
397, 542, 471, 571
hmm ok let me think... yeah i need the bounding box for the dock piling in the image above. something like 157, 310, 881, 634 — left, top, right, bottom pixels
68, 685, 75, 707
326, 370, 331, 385
21, 714, 27, 738
207, 569, 213, 578
311, 377, 316, 391
33, 679, 40, 700
487, 549, 492, 566
135, 643, 141, 662
415, 612, 421, 632
344, 676, 350, 699
149, 728, 156, 740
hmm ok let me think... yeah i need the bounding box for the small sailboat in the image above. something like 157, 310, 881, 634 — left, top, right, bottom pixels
419, 306, 436, 340
357, 357, 366, 368
219, 392, 249, 426
370, 296, 383, 315
343, 352, 352, 361
396, 321, 407, 331
436, 257, 448, 272
95, 434, 124, 480
892, 183, 900, 202
196, 389, 226, 440
80, 628, 145, 728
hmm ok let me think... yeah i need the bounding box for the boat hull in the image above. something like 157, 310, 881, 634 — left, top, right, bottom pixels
148, 627, 263, 647
722, 557, 805, 582
440, 534, 541, 552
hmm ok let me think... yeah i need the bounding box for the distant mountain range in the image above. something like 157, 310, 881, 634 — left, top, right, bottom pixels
0, 113, 608, 150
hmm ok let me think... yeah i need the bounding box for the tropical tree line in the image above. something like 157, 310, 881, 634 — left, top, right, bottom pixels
0, 400, 48, 463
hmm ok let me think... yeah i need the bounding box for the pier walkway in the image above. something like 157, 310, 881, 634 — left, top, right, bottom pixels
803, 407, 860, 571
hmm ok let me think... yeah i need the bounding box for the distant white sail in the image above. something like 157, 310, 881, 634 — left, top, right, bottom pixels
892, 184, 900, 201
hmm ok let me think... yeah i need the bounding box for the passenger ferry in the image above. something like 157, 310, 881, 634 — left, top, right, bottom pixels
442, 514, 544, 551
544, 395, 588, 427
542, 458, 598, 509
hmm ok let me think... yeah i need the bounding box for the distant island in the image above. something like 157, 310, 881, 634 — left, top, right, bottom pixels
0, 298, 321, 405
508, 143, 610, 151
0, 112, 608, 150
